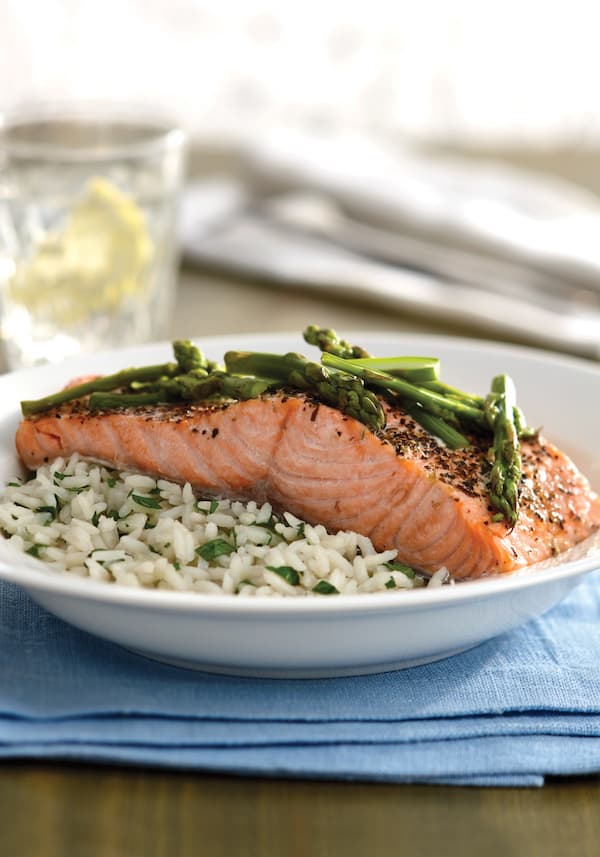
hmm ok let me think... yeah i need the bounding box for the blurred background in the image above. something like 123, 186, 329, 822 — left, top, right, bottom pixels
4, 0, 600, 153
3, 0, 600, 361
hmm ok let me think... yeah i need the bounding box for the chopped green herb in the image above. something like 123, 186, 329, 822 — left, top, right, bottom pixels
150, 487, 161, 495
296, 522, 306, 539
312, 580, 339, 595
35, 505, 56, 517
173, 561, 181, 570
255, 521, 281, 546
67, 485, 90, 494
7, 481, 21, 487
267, 565, 300, 586
132, 494, 162, 510
209, 499, 219, 514
25, 544, 43, 558
256, 519, 279, 533
92, 511, 100, 527
107, 477, 117, 488
384, 560, 416, 579
53, 472, 66, 481
385, 577, 397, 589
196, 539, 235, 561
143, 520, 156, 530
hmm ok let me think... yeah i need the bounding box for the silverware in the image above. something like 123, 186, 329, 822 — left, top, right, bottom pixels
261, 191, 600, 315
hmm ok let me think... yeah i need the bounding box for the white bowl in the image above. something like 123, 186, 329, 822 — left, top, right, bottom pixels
0, 332, 598, 678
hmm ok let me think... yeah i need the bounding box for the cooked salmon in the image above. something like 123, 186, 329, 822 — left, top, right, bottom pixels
15, 394, 600, 579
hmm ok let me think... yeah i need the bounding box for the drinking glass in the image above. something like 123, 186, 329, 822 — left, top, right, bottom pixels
0, 105, 186, 369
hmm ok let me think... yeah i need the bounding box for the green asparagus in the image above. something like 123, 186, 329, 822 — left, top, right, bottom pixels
89, 371, 274, 410
404, 404, 470, 450
485, 374, 522, 526
303, 325, 370, 358
303, 325, 440, 382
173, 339, 219, 373
225, 350, 386, 430
350, 356, 440, 383
321, 352, 487, 430
21, 362, 180, 416
421, 380, 484, 409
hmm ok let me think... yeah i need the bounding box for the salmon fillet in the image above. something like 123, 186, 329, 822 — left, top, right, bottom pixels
15, 394, 600, 579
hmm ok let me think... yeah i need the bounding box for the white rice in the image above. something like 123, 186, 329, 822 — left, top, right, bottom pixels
0, 454, 448, 597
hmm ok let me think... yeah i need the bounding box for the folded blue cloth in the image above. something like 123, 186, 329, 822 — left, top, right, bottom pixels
2, 570, 600, 787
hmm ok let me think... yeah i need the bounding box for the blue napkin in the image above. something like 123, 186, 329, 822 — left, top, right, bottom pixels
2, 570, 600, 787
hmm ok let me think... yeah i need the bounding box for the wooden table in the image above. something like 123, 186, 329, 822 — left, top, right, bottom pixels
2, 263, 600, 857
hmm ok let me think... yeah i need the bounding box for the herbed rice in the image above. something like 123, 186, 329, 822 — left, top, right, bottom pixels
0, 454, 449, 597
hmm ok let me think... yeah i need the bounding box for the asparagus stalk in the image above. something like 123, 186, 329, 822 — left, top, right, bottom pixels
421, 380, 485, 409
350, 356, 440, 383
225, 351, 386, 430
321, 352, 487, 430
486, 374, 522, 526
89, 372, 274, 410
173, 340, 219, 373
513, 404, 538, 440
304, 325, 486, 414
21, 362, 179, 416
303, 325, 370, 359
88, 391, 168, 409
304, 325, 440, 382
404, 404, 470, 450
21, 339, 223, 417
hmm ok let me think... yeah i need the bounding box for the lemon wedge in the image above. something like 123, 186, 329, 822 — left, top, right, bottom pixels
8, 177, 153, 326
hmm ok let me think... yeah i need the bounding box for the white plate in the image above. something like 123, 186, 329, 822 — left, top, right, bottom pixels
0, 332, 599, 678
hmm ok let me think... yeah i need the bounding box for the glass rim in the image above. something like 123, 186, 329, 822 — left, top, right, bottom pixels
0, 102, 187, 162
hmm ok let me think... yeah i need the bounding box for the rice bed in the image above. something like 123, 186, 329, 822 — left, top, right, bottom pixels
0, 455, 448, 596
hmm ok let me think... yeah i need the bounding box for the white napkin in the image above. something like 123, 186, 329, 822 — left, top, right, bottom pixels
180, 132, 600, 358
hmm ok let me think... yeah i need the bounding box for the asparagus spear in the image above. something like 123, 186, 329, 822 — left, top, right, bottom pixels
225, 351, 386, 430
486, 374, 522, 527
303, 326, 440, 380
404, 404, 470, 450
303, 325, 370, 359
21, 339, 221, 416
310, 336, 493, 450
350, 356, 440, 383
304, 325, 485, 403
88, 391, 170, 409
321, 352, 487, 430
89, 372, 274, 410
421, 380, 485, 409
513, 404, 538, 440
173, 340, 219, 373
305, 328, 480, 442
21, 362, 180, 416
